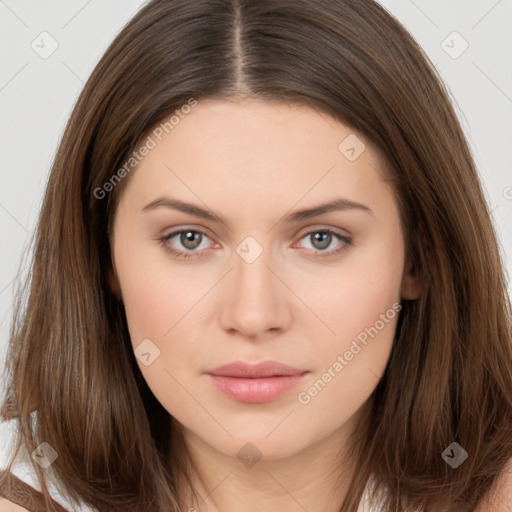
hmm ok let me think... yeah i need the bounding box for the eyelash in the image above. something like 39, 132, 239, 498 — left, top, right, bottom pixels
157, 228, 352, 260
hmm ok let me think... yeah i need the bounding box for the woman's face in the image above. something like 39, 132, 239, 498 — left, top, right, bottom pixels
110, 98, 420, 461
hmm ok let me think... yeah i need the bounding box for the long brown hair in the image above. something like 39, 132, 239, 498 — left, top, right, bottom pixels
2, 0, 511, 510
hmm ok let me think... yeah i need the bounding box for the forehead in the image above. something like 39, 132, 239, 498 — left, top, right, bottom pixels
118, 99, 392, 217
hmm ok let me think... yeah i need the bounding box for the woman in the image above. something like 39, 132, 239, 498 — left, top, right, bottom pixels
1, 0, 511, 510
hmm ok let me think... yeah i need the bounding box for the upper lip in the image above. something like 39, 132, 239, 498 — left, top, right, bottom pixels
207, 361, 307, 378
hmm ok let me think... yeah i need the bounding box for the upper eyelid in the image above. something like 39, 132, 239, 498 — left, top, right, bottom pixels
164, 226, 350, 246
164, 224, 350, 236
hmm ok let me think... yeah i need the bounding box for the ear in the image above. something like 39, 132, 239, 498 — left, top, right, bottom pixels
400, 254, 422, 300
108, 264, 123, 301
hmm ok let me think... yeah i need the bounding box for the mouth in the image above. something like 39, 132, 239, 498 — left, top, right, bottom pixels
206, 361, 309, 403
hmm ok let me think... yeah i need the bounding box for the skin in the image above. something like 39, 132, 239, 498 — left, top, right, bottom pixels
0, 500, 28, 512
108, 98, 422, 512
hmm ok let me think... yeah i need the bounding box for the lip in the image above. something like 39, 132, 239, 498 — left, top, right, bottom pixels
206, 361, 309, 403
208, 361, 306, 378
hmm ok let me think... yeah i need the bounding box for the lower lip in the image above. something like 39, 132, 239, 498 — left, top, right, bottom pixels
207, 373, 308, 403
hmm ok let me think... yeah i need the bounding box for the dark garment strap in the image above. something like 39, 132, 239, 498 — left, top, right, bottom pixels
0, 469, 70, 512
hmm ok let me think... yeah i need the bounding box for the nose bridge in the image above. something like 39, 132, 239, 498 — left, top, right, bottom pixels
219, 234, 290, 337
232, 235, 278, 308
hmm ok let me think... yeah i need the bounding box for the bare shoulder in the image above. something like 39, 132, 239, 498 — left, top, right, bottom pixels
0, 498, 30, 511
474, 457, 512, 511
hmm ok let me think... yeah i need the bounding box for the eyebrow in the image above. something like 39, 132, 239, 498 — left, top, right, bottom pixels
141, 196, 373, 224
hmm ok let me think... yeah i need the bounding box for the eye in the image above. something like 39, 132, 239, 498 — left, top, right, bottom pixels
158, 229, 214, 259
295, 229, 351, 257
157, 227, 351, 260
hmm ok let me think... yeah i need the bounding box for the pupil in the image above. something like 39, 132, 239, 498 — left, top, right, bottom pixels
182, 231, 200, 249
313, 232, 331, 249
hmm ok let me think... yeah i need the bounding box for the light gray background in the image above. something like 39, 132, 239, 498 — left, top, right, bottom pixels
1, 0, 511, 382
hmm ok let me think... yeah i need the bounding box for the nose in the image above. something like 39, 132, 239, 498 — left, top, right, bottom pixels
218, 242, 292, 341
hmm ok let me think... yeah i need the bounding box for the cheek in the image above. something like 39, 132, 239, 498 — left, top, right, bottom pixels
302, 225, 404, 350
115, 254, 204, 413
114, 232, 204, 343
294, 229, 404, 408
120, 271, 176, 343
